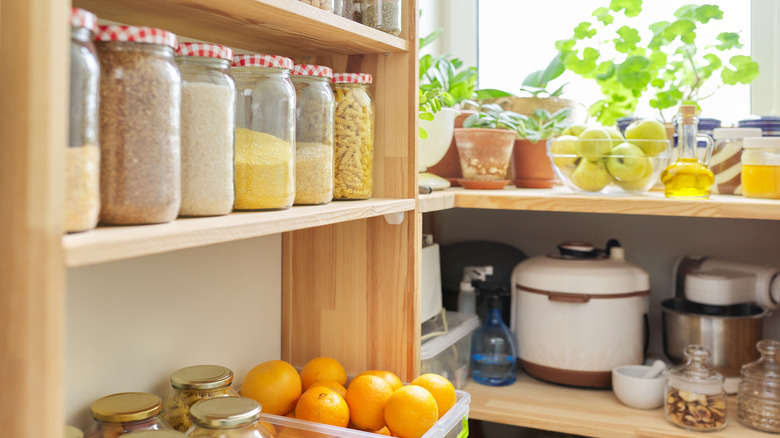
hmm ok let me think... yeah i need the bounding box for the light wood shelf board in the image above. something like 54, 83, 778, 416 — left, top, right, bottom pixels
73, 0, 408, 57
465, 375, 765, 438
64, 198, 414, 267
418, 190, 456, 213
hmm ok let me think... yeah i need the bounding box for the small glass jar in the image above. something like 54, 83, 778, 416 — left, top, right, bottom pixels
95, 25, 182, 225
292, 64, 335, 205
161, 365, 239, 432
125, 432, 187, 438
175, 43, 236, 217
332, 73, 374, 200
186, 397, 270, 438
65, 425, 84, 438
66, 8, 100, 233
360, 0, 401, 36
84, 392, 168, 438
738, 339, 780, 433
231, 54, 296, 210
710, 127, 762, 195
297, 0, 334, 13
664, 345, 727, 432
741, 137, 780, 199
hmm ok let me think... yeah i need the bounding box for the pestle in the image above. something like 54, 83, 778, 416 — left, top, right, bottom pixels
641, 359, 667, 379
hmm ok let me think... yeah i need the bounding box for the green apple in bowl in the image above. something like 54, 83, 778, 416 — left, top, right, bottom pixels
625, 119, 669, 156
613, 160, 656, 192
606, 142, 648, 182
549, 135, 579, 169
561, 123, 588, 137
571, 158, 612, 192
575, 127, 612, 161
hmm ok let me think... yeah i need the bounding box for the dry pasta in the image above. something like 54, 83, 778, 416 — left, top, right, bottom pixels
333, 84, 374, 199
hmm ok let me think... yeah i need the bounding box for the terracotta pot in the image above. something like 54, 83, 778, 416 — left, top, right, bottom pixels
511, 138, 558, 189
453, 128, 516, 188
427, 110, 477, 186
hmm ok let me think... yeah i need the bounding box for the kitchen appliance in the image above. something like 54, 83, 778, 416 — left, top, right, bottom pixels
421, 234, 443, 322
662, 255, 780, 393
511, 240, 650, 388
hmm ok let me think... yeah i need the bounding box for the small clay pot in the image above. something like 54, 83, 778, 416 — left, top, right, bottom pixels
453, 128, 516, 185
511, 138, 558, 188
426, 110, 477, 186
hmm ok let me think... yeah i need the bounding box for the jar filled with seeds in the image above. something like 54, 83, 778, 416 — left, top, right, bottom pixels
297, 0, 334, 13
161, 365, 238, 432
665, 344, 727, 432
332, 73, 374, 200
95, 25, 181, 225
360, 0, 401, 36
187, 397, 270, 438
84, 392, 168, 438
175, 43, 236, 217
231, 54, 296, 210
66, 7, 100, 233
292, 64, 335, 205
738, 339, 780, 433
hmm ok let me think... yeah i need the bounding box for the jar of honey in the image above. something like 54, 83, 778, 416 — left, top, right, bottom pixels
741, 137, 780, 199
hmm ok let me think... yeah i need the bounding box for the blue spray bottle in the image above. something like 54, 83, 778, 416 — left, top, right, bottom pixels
469, 280, 517, 386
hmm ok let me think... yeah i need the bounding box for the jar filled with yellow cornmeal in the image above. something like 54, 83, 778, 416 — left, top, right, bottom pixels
231, 54, 296, 210
332, 73, 374, 200
741, 137, 780, 199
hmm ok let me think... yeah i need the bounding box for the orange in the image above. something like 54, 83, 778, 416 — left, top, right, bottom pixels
410, 373, 456, 419
372, 426, 391, 436
356, 370, 404, 391
241, 360, 302, 416
300, 357, 347, 390
258, 421, 277, 437
384, 385, 438, 438
295, 386, 350, 428
276, 427, 306, 438
311, 379, 347, 398
345, 375, 393, 431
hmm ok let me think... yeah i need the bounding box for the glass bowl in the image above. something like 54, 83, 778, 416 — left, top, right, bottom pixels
547, 138, 671, 195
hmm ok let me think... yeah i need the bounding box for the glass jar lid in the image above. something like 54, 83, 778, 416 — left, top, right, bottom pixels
332, 73, 373, 84
712, 127, 763, 140
232, 54, 293, 70
90, 392, 162, 423
292, 64, 333, 78
94, 25, 178, 49
189, 397, 261, 428
741, 339, 780, 382
170, 364, 234, 390
71, 8, 97, 32
743, 137, 780, 149
668, 345, 725, 394
175, 42, 233, 61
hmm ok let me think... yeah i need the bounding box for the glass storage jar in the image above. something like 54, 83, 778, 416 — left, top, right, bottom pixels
292, 64, 335, 205
231, 54, 296, 210
710, 127, 762, 195
186, 397, 270, 438
67, 7, 100, 233
741, 137, 780, 199
360, 0, 401, 36
84, 392, 168, 438
664, 345, 727, 432
175, 43, 236, 217
125, 432, 187, 438
161, 365, 239, 432
332, 73, 374, 200
297, 0, 334, 13
738, 339, 780, 433
95, 25, 181, 225
65, 425, 84, 438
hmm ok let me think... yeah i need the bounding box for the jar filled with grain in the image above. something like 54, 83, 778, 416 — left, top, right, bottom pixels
738, 339, 780, 433
84, 392, 168, 438
332, 73, 374, 200
664, 345, 727, 432
95, 25, 181, 225
231, 54, 296, 210
297, 0, 334, 13
335, 0, 361, 21
175, 43, 236, 217
292, 64, 335, 205
161, 365, 239, 432
67, 8, 100, 233
187, 397, 270, 438
360, 0, 401, 36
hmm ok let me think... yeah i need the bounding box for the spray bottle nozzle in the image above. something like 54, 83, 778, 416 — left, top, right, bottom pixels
471, 280, 508, 296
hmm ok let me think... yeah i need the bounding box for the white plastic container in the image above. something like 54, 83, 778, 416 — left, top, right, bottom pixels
421, 310, 481, 389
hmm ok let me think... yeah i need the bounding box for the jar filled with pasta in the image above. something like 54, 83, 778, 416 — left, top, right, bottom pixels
175, 43, 236, 217
292, 64, 335, 205
187, 397, 270, 438
231, 54, 296, 210
84, 392, 168, 438
161, 365, 239, 432
67, 7, 100, 233
332, 73, 374, 200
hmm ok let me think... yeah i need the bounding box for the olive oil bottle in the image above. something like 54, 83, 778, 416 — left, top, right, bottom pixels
661, 105, 715, 198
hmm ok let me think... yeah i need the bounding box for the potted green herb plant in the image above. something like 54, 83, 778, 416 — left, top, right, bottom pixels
511, 108, 572, 188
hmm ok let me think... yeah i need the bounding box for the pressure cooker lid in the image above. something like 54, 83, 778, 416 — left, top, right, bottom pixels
661, 297, 766, 318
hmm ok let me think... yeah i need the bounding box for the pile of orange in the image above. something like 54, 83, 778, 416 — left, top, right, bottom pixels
240, 357, 457, 438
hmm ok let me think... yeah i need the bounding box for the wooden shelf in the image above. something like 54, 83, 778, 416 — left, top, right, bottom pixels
64, 198, 414, 267
418, 186, 780, 220
72, 0, 409, 57
464, 374, 765, 438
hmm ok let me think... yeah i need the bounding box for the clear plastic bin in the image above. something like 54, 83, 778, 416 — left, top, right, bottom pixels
421, 311, 481, 390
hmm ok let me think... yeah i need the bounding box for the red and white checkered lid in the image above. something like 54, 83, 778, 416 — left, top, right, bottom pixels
332, 73, 373, 84
94, 25, 178, 49
292, 64, 333, 78
232, 54, 294, 70
175, 43, 233, 61
71, 8, 97, 32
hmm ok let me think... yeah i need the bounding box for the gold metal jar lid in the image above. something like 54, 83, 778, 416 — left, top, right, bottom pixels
189, 397, 261, 428
124, 431, 187, 438
90, 392, 162, 423
170, 365, 234, 390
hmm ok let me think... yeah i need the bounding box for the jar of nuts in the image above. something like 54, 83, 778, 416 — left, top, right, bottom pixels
665, 345, 727, 432
187, 397, 270, 438
738, 339, 780, 433
160, 365, 239, 432
83, 392, 168, 438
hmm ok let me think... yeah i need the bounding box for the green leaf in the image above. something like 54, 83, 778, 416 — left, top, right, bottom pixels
419, 112, 434, 121
565, 47, 600, 76
673, 5, 697, 20
703, 53, 722, 71
722, 55, 760, 85
419, 29, 443, 50
555, 38, 576, 53
715, 32, 742, 50
694, 4, 723, 24
609, 0, 642, 17
592, 6, 614, 25
614, 26, 641, 53
418, 127, 428, 139
649, 89, 683, 110
573, 22, 597, 39
595, 61, 616, 81
474, 88, 514, 99
522, 71, 544, 88
663, 19, 696, 44
616, 55, 651, 90
648, 51, 668, 70
541, 53, 566, 84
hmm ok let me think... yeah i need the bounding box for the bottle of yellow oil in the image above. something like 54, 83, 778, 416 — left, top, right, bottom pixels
661, 105, 715, 198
